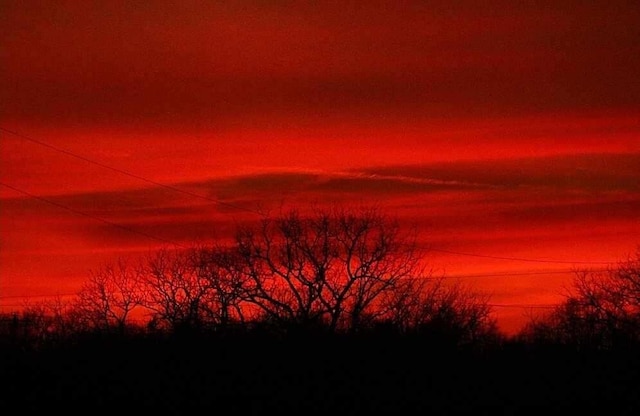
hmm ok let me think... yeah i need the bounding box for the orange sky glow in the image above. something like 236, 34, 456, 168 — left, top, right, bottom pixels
1, 1, 639, 335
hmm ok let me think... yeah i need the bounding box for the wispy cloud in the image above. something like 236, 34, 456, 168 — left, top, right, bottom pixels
358, 153, 640, 191
3, 153, 638, 253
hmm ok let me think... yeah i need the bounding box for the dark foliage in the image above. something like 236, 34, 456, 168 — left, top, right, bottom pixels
2, 328, 638, 414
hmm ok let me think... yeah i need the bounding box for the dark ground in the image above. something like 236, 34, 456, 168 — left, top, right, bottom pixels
3, 333, 639, 414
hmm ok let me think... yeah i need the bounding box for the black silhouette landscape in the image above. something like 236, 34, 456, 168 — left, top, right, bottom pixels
2, 209, 640, 413
2, 2, 640, 413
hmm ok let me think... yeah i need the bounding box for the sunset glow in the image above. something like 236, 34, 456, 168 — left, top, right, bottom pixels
1, 1, 639, 335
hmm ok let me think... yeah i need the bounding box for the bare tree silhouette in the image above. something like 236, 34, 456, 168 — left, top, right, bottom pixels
0, 296, 86, 347
76, 258, 145, 334
520, 248, 640, 349
225, 207, 424, 333
189, 245, 249, 328
140, 248, 210, 333
381, 276, 497, 346
2, 206, 501, 345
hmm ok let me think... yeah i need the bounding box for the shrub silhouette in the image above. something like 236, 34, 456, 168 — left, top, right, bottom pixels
520, 248, 640, 350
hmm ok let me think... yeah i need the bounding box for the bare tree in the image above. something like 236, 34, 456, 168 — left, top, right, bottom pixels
381, 276, 496, 345
189, 245, 249, 328
328, 208, 423, 331
520, 248, 640, 349
141, 247, 211, 333
233, 211, 334, 329
229, 207, 424, 333
5, 297, 86, 347
75, 258, 145, 334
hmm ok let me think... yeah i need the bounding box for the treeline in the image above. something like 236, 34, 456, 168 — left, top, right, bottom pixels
2, 207, 640, 413
1, 207, 498, 349
1, 207, 639, 352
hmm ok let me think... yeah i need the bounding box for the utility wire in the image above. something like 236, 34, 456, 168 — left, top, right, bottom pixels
1, 181, 616, 272
0, 293, 78, 300
0, 126, 264, 216
0, 291, 560, 310
445, 268, 610, 279
488, 303, 555, 309
0, 125, 620, 266
0, 182, 188, 249
0, 268, 597, 302
429, 247, 613, 265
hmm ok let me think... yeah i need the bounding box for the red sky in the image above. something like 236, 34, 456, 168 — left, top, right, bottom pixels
1, 1, 639, 334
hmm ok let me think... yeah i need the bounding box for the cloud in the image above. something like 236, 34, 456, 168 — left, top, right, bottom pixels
358, 153, 640, 192
2, 152, 638, 255
312, 174, 487, 194
3, 152, 637, 226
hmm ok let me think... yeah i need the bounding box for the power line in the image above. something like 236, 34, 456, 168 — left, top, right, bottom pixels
488, 303, 555, 309
429, 247, 613, 265
0, 126, 265, 217
0, 294, 76, 300
0, 293, 77, 301
1, 181, 617, 272
0, 267, 598, 302
0, 125, 621, 266
0, 181, 188, 249
444, 268, 609, 279
0, 291, 560, 311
